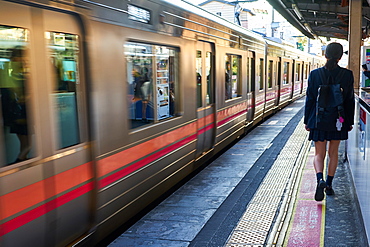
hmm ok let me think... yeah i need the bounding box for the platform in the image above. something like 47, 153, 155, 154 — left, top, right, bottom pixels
107, 98, 368, 247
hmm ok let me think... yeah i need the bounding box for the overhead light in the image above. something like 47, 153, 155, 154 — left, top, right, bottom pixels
304, 23, 313, 33
292, 4, 303, 20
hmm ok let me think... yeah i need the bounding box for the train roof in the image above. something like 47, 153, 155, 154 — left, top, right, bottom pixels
164, 0, 265, 41
73, 0, 266, 47
20, 0, 321, 58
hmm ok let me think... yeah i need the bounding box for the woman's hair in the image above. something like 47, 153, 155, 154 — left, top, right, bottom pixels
141, 67, 149, 82
324, 42, 343, 70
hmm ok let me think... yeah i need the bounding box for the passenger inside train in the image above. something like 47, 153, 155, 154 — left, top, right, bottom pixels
125, 42, 179, 129
0, 27, 32, 166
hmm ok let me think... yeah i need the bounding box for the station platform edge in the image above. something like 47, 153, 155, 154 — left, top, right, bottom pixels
107, 98, 368, 247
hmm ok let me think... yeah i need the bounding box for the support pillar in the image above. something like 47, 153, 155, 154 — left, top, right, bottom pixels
348, 0, 362, 94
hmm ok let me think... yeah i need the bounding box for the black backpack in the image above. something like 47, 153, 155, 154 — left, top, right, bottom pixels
316, 67, 345, 131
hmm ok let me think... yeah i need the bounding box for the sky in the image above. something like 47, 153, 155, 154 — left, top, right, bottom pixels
184, 0, 282, 21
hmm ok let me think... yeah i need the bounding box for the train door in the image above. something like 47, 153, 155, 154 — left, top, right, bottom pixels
273, 58, 279, 107
264, 57, 279, 113
0, 3, 93, 247
246, 51, 255, 124
301, 62, 308, 94
290, 59, 296, 99
280, 58, 292, 106
0, 4, 37, 246
42, 9, 93, 247
276, 57, 282, 105
293, 61, 301, 99
195, 41, 215, 158
254, 54, 265, 121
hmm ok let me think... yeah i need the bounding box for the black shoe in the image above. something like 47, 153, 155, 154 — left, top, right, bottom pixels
315, 179, 326, 201
326, 186, 335, 196
9, 158, 23, 165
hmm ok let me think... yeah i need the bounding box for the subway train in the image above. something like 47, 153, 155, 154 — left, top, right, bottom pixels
0, 0, 325, 246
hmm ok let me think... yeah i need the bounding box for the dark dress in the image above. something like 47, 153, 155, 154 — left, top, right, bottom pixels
304, 66, 355, 142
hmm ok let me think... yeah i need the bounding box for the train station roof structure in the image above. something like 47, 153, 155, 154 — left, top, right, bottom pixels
265, 0, 370, 40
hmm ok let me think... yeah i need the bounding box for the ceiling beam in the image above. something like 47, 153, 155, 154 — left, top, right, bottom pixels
266, 0, 315, 38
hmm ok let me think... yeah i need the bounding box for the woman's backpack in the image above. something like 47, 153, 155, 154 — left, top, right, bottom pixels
316, 68, 345, 131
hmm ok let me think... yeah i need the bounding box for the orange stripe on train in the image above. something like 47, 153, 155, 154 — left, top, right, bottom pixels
217, 102, 247, 123
197, 113, 215, 130
0, 162, 92, 221
97, 123, 197, 178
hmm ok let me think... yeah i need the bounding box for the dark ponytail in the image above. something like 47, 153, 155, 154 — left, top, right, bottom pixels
324, 42, 343, 70
325, 58, 338, 70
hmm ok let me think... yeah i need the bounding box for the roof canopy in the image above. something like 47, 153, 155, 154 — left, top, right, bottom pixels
266, 0, 370, 40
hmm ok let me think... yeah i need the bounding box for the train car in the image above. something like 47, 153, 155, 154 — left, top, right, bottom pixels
264, 38, 323, 110
0, 0, 324, 246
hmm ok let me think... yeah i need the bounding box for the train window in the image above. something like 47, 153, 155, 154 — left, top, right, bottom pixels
274, 63, 277, 86
248, 52, 255, 93
296, 63, 301, 82
196, 50, 202, 108
125, 42, 179, 128
246, 57, 250, 93
0, 26, 34, 166
305, 64, 309, 79
283, 62, 289, 85
206, 51, 213, 105
268, 60, 273, 88
259, 58, 264, 90
225, 54, 241, 100
46, 32, 80, 149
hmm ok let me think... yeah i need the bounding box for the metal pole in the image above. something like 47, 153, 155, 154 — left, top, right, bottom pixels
271, 7, 274, 37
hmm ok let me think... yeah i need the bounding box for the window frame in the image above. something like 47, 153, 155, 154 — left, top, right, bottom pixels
283, 61, 290, 85
259, 58, 264, 91
267, 60, 273, 89
125, 41, 180, 130
46, 31, 83, 150
295, 62, 301, 82
0, 25, 35, 166
225, 54, 242, 101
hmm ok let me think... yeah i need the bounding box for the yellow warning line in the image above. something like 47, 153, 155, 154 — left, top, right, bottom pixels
283, 146, 327, 247
282, 145, 310, 247
320, 155, 329, 247
320, 199, 326, 247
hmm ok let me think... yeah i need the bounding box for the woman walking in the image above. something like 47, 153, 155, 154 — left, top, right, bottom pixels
304, 42, 355, 201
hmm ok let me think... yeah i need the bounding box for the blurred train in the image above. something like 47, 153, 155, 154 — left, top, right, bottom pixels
0, 0, 325, 246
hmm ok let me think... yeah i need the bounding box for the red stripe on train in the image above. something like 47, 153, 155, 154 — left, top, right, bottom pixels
198, 123, 215, 135
0, 133, 198, 236
0, 182, 93, 237
217, 109, 247, 127
98, 134, 197, 189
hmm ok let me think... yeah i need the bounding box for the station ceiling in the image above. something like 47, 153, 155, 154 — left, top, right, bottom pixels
265, 0, 370, 40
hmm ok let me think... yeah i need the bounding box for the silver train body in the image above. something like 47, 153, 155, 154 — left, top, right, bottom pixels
0, 0, 325, 246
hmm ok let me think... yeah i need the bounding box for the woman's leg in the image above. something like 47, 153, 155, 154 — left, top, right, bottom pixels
325, 140, 341, 194
314, 140, 327, 201
327, 140, 340, 176
314, 140, 327, 174
17, 134, 31, 160
142, 100, 148, 121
